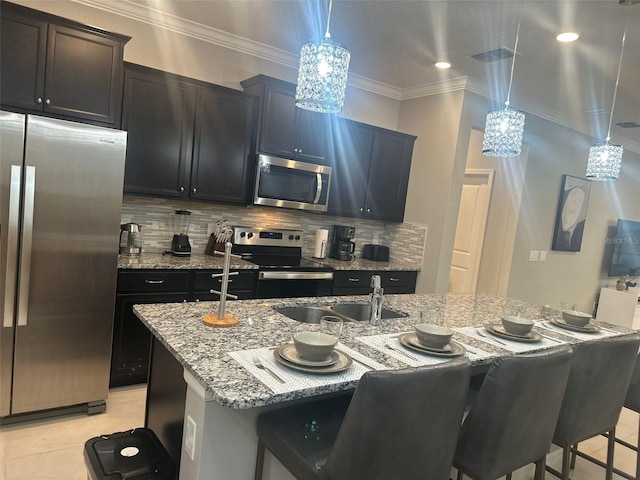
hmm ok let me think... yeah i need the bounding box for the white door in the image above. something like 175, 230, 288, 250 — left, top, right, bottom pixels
449, 170, 494, 293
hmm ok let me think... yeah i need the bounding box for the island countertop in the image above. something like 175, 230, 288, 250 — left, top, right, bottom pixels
133, 293, 634, 410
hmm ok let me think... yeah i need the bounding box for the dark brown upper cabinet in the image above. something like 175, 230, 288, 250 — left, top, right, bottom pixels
121, 63, 255, 205
0, 2, 129, 127
329, 118, 416, 223
241, 75, 329, 165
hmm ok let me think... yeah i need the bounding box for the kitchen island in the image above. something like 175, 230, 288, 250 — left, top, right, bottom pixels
134, 293, 633, 480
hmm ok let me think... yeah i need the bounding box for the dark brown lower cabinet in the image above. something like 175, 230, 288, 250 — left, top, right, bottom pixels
332, 270, 418, 296
145, 336, 187, 468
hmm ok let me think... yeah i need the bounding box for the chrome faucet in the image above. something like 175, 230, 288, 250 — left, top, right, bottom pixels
369, 275, 384, 326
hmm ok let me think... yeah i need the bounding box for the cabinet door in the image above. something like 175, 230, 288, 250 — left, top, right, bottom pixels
328, 119, 373, 217
110, 293, 187, 387
364, 131, 415, 222
295, 108, 328, 164
190, 86, 255, 204
259, 84, 297, 158
44, 24, 124, 124
122, 66, 197, 198
0, 11, 47, 111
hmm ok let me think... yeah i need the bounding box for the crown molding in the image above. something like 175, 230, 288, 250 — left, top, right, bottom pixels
71, 0, 640, 156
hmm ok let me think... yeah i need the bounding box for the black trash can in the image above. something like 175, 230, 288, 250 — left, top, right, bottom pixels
84, 427, 176, 480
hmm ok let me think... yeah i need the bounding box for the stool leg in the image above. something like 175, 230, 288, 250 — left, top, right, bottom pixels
456, 469, 463, 480
606, 427, 615, 480
569, 443, 578, 469
534, 454, 546, 480
506, 474, 512, 480
254, 440, 266, 480
561, 444, 571, 480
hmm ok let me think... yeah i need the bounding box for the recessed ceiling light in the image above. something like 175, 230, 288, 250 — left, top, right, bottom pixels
435, 61, 451, 69
556, 32, 580, 43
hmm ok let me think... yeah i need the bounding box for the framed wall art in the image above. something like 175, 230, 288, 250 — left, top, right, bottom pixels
551, 175, 591, 252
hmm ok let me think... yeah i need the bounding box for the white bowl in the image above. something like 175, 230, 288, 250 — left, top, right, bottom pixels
501, 316, 534, 336
293, 331, 337, 361
562, 310, 592, 327
414, 324, 454, 348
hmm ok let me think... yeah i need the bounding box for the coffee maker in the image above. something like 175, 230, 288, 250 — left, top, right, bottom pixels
330, 225, 356, 261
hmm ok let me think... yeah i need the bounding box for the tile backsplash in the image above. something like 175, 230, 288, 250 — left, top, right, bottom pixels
121, 196, 426, 266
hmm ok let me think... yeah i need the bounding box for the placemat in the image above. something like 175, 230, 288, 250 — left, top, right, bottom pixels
356, 332, 493, 367
536, 320, 624, 341
454, 326, 567, 353
229, 343, 386, 394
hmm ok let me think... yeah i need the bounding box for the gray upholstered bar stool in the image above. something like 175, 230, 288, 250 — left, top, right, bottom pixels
253, 357, 471, 480
547, 334, 640, 480
454, 345, 573, 480
598, 352, 640, 480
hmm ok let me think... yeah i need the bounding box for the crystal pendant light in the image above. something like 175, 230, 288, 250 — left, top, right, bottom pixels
295, 0, 350, 114
483, 23, 525, 157
586, 30, 626, 181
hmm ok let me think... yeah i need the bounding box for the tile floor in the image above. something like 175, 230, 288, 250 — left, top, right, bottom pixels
0, 384, 637, 480
0, 385, 146, 480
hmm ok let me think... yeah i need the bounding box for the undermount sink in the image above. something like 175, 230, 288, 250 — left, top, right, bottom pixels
273, 303, 408, 324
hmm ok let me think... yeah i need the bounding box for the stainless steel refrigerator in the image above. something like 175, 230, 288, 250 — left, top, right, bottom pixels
1, 111, 126, 419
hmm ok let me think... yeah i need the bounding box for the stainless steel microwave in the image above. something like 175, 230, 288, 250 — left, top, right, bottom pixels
253, 155, 332, 212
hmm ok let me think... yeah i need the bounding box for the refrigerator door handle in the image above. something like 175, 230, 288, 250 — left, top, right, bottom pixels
3, 165, 22, 328
16, 166, 35, 327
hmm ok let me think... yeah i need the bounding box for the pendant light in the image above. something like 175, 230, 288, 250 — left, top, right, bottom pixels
586, 29, 626, 181
295, 0, 350, 114
482, 22, 525, 157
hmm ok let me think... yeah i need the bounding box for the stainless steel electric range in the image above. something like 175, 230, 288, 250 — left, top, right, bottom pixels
231, 226, 334, 299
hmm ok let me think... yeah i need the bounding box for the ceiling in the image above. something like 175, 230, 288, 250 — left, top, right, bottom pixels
83, 0, 640, 151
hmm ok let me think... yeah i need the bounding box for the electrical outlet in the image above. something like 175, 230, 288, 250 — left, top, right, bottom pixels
539, 250, 547, 261
529, 250, 539, 261
184, 415, 197, 461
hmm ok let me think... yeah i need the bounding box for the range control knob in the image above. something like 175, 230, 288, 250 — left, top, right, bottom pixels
289, 235, 294, 240
247, 232, 254, 239
240, 232, 246, 238
295, 235, 301, 240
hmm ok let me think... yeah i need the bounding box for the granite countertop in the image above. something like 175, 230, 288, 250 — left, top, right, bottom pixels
118, 252, 419, 271
133, 293, 634, 410
118, 253, 258, 270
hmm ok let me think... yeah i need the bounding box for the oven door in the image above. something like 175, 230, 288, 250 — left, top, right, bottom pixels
256, 271, 334, 299
254, 155, 332, 212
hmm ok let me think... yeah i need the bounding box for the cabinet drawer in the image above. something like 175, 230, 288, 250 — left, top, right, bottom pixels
193, 270, 256, 292
332, 271, 375, 289
117, 270, 190, 293
379, 271, 417, 290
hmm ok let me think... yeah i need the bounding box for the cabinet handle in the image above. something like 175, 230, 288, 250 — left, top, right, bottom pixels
359, 207, 364, 212
144, 279, 164, 284
36, 97, 43, 104
348, 278, 360, 282
367, 208, 371, 213
45, 98, 51, 105
389, 277, 400, 282
179, 186, 184, 192
294, 148, 298, 153
192, 188, 197, 194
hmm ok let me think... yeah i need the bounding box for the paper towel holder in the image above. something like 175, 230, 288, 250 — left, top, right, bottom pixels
313, 229, 329, 259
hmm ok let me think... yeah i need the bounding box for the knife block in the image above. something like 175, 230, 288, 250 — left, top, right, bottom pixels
205, 234, 226, 256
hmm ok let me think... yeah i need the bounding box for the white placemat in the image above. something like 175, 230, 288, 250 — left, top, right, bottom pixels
536, 321, 624, 341
356, 333, 493, 367
229, 343, 386, 394
454, 326, 567, 353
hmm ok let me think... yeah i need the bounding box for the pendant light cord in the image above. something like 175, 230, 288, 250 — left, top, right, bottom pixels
324, 0, 333, 39
606, 29, 626, 142
505, 20, 521, 108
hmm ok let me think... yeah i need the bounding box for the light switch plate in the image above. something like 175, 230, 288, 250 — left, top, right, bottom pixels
539, 250, 547, 261
184, 415, 197, 461
529, 250, 539, 261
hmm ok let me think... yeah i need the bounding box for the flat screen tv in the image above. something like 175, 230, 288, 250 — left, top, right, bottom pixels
609, 219, 640, 277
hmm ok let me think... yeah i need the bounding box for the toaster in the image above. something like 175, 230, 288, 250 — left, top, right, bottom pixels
362, 244, 389, 262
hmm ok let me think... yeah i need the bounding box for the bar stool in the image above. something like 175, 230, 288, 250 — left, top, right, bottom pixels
612, 353, 640, 480
253, 357, 471, 480
454, 345, 573, 480
547, 334, 640, 480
